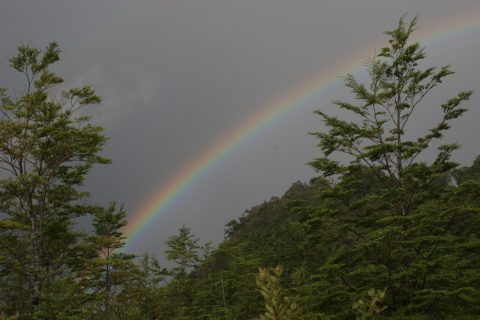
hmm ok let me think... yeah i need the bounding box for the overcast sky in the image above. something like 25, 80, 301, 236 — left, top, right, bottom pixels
1, 0, 479, 256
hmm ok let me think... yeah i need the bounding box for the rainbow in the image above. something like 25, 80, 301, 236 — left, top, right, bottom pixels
123, 10, 480, 250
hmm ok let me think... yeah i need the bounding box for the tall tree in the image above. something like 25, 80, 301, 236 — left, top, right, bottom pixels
166, 225, 201, 278
307, 16, 479, 317
87, 204, 135, 320
0, 43, 110, 318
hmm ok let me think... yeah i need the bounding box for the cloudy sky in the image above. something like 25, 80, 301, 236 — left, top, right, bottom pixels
1, 0, 479, 256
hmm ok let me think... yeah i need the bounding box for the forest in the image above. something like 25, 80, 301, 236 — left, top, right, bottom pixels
1, 17, 479, 319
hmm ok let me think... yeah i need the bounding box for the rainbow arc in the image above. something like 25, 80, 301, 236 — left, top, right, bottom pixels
123, 11, 480, 250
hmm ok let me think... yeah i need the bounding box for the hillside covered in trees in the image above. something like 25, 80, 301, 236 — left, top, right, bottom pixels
1, 17, 480, 320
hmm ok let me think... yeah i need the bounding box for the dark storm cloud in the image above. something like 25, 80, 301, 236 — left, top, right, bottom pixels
1, 0, 479, 255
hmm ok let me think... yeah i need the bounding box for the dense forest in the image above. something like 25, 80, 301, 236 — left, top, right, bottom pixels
1, 17, 479, 319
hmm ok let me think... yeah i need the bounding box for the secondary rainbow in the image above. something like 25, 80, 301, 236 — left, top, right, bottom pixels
123, 10, 480, 250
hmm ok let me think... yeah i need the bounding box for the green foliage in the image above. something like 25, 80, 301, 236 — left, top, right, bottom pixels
86, 204, 136, 319
166, 225, 201, 277
0, 42, 110, 318
28, 278, 89, 320
255, 266, 300, 320
352, 288, 387, 320
0, 43, 139, 319
304, 15, 479, 318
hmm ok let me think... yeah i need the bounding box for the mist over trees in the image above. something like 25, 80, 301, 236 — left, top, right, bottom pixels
1, 16, 480, 319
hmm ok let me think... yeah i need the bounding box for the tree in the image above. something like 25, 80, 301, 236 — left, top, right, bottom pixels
0, 43, 110, 318
166, 225, 201, 277
87, 204, 135, 320
308, 16, 479, 317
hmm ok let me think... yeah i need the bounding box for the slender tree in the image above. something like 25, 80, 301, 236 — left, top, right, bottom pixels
0, 43, 109, 318
87, 204, 135, 320
307, 16, 478, 316
166, 225, 201, 277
